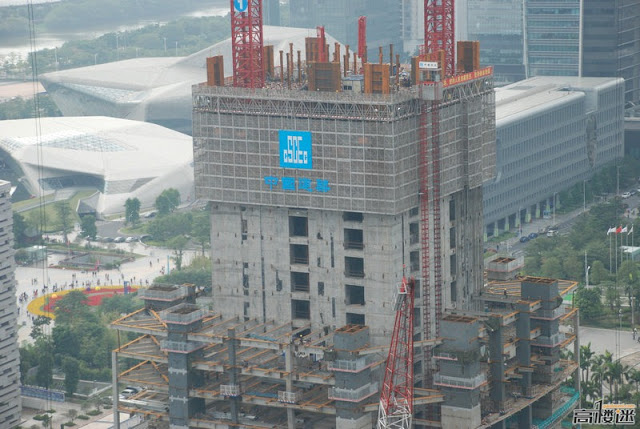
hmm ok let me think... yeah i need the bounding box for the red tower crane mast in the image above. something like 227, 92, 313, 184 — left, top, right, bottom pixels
317, 26, 327, 63
230, 0, 264, 88
424, 0, 455, 77
358, 16, 367, 60
377, 277, 416, 429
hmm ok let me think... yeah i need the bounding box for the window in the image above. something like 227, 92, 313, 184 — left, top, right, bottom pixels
343, 212, 364, 222
449, 199, 456, 221
450, 254, 457, 276
318, 282, 325, 296
409, 207, 419, 217
345, 257, 365, 278
292, 300, 310, 319
344, 228, 364, 249
241, 219, 248, 240
291, 272, 310, 292
289, 216, 308, 237
410, 222, 419, 245
346, 313, 365, 325
346, 284, 365, 305
290, 244, 309, 265
451, 280, 457, 302
449, 227, 456, 249
410, 251, 420, 272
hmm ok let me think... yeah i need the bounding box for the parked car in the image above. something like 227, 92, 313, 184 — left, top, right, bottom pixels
114, 236, 125, 243
622, 191, 632, 199
519, 236, 529, 243
125, 236, 136, 243
528, 232, 538, 240
546, 228, 558, 237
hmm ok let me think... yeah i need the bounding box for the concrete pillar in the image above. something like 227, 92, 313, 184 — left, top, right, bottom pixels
515, 211, 521, 228
493, 221, 499, 238
504, 216, 510, 232
535, 203, 540, 219
488, 318, 505, 406
286, 342, 295, 429
112, 351, 120, 429
525, 207, 531, 223
227, 328, 239, 425
517, 405, 532, 429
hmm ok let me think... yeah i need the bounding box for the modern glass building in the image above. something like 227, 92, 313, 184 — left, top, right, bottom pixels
525, 0, 581, 77
582, 0, 640, 107
467, 0, 526, 86
483, 76, 625, 237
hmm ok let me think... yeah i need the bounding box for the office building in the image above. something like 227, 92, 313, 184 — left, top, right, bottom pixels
483, 76, 625, 237
0, 180, 21, 428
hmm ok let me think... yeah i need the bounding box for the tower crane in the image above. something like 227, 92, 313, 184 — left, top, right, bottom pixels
377, 277, 416, 429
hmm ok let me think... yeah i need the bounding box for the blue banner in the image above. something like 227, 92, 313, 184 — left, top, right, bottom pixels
279, 130, 312, 170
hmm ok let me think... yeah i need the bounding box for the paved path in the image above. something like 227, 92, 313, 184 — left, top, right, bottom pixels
15, 228, 202, 344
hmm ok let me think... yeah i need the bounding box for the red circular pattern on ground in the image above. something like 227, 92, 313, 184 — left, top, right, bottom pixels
43, 287, 136, 312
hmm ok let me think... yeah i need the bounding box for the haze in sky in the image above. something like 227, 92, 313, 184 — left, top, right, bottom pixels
0, 0, 60, 5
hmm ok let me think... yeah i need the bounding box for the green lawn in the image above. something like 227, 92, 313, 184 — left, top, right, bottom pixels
18, 190, 96, 233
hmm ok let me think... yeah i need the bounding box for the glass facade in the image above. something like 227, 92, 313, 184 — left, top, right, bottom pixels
467, 0, 526, 85
582, 0, 640, 105
525, 0, 581, 77
483, 77, 624, 233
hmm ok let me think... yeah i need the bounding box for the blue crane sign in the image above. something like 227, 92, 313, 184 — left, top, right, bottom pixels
234, 0, 248, 12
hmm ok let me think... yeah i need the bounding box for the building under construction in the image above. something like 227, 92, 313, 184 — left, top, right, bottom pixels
110, 1, 580, 428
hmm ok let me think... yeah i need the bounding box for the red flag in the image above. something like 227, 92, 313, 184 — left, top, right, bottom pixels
616, 226, 623, 234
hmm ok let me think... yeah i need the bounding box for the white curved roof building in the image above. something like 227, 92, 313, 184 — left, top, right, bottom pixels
0, 116, 194, 217
40, 26, 344, 135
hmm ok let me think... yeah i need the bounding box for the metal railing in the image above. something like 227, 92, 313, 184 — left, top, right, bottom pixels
220, 384, 241, 397
344, 241, 364, 250
328, 382, 378, 402
327, 357, 370, 372
138, 286, 188, 301
433, 373, 486, 390
278, 390, 302, 404
345, 269, 365, 278
161, 340, 203, 354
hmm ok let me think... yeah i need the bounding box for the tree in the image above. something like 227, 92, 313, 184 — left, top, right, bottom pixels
40, 414, 51, 429
13, 212, 27, 247
54, 201, 73, 244
65, 408, 78, 423
155, 188, 180, 216
589, 260, 608, 285
168, 235, 189, 271
80, 215, 97, 240
580, 343, 595, 384
63, 357, 80, 396
124, 198, 141, 225
575, 286, 603, 320
191, 210, 210, 255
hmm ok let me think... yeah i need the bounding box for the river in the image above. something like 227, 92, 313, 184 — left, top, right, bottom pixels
0, 5, 229, 62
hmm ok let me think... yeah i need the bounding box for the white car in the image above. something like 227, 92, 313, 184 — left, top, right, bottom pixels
622, 192, 632, 199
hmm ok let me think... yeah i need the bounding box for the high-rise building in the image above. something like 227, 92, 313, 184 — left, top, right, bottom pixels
465, 0, 640, 105
582, 0, 640, 106
192, 71, 496, 349
525, 0, 582, 78
0, 180, 21, 428
467, 0, 526, 86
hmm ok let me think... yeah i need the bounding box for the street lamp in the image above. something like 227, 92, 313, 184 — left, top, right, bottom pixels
94, 53, 98, 65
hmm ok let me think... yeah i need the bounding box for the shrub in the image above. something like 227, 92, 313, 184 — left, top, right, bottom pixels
64, 423, 76, 427
87, 410, 101, 416
77, 415, 89, 420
